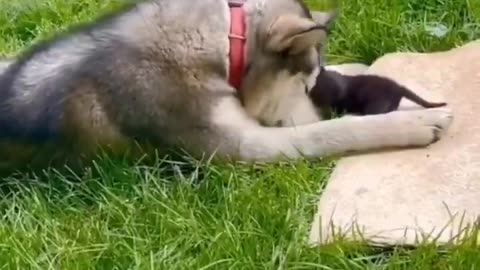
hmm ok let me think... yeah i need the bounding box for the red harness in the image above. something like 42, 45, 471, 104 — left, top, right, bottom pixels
228, 0, 247, 90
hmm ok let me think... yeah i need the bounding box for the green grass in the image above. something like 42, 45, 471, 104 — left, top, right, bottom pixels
0, 0, 479, 268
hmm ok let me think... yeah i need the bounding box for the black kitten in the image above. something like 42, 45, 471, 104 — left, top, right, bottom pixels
309, 68, 447, 118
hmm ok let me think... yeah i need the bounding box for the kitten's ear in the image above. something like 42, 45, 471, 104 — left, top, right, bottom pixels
265, 15, 328, 55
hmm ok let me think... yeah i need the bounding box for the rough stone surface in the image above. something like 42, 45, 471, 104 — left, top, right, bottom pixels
310, 40, 480, 246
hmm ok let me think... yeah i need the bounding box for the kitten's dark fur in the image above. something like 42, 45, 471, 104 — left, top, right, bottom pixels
309, 68, 447, 118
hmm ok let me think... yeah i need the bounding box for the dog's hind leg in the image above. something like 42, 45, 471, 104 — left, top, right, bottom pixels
208, 96, 453, 162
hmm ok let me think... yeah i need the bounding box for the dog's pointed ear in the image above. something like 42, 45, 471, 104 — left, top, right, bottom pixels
311, 10, 338, 31
266, 15, 328, 55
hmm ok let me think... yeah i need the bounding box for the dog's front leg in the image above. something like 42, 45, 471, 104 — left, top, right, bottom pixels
210, 97, 453, 162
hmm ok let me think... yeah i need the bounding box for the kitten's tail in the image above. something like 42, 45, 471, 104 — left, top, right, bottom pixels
401, 86, 447, 108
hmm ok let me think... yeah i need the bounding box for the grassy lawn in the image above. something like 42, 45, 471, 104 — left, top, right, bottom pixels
0, 0, 479, 268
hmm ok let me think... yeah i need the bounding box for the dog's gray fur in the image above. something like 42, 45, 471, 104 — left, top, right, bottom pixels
0, 0, 452, 171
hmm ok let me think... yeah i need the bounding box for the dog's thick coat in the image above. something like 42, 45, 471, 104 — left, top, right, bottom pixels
0, 0, 452, 171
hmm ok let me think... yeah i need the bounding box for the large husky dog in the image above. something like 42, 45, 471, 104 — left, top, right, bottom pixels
0, 0, 452, 171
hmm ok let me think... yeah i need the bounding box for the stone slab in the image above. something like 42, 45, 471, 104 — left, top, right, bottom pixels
310, 40, 480, 246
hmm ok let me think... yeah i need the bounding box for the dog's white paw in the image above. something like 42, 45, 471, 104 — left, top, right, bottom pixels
390, 107, 453, 146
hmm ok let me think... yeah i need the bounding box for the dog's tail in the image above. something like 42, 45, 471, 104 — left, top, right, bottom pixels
401, 86, 447, 108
